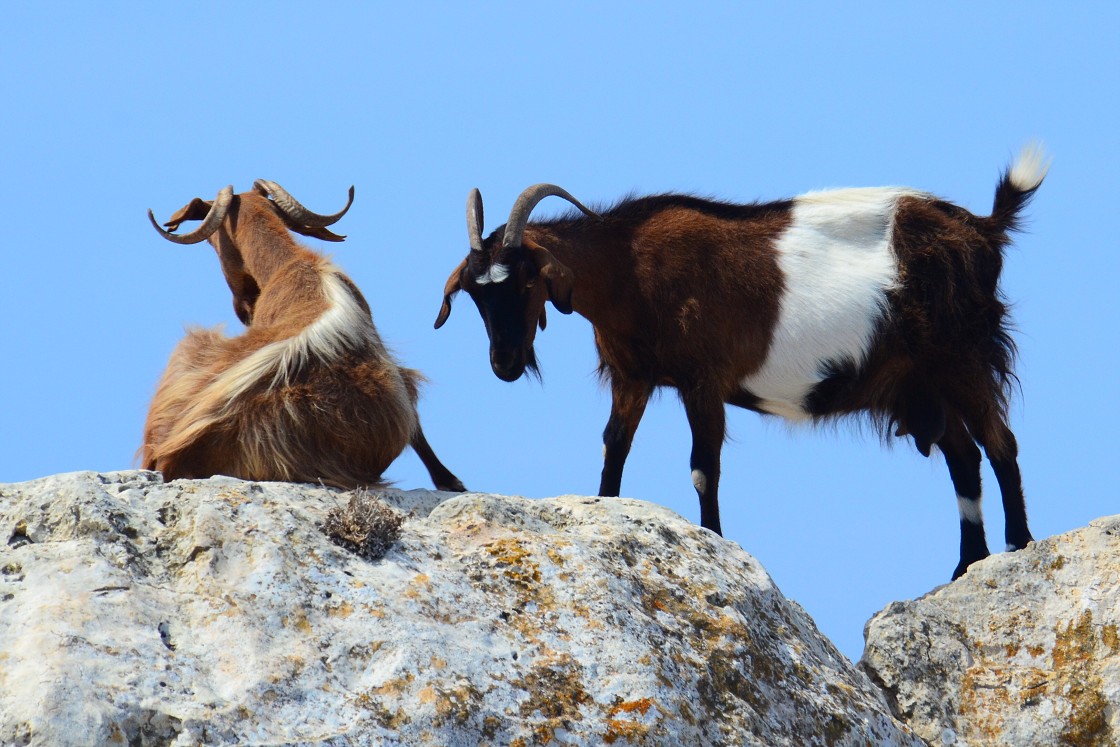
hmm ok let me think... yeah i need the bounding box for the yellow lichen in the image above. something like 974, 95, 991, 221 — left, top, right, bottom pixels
602, 697, 658, 743
959, 608, 1118, 745
509, 654, 591, 744
486, 539, 542, 590
281, 610, 312, 633
1101, 624, 1119, 654
609, 697, 655, 716
431, 683, 482, 727
327, 601, 353, 618
370, 672, 415, 698
642, 593, 669, 615
603, 718, 650, 744
403, 573, 431, 600
1052, 610, 1114, 747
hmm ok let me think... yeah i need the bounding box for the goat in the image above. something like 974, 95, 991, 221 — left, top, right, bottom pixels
143, 181, 465, 492
435, 145, 1049, 579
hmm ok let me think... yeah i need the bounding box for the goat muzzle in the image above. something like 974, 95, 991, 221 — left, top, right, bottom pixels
489, 349, 526, 382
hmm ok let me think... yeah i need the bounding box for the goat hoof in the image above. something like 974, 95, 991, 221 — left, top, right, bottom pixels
952, 548, 991, 581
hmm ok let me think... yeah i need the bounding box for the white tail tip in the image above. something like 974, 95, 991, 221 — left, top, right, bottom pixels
1009, 141, 1051, 191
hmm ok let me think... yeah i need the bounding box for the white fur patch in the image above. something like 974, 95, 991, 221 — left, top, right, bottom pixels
691, 469, 707, 495
957, 494, 984, 525
219, 266, 375, 403
476, 263, 511, 285
740, 188, 916, 419
1009, 141, 1051, 192
152, 264, 377, 456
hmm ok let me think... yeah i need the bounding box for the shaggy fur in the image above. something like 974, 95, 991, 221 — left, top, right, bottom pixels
144, 185, 465, 492
436, 145, 1048, 579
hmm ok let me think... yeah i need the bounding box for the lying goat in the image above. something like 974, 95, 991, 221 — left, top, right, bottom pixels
435, 146, 1048, 578
143, 181, 465, 492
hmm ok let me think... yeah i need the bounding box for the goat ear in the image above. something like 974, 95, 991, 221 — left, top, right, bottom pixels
289, 225, 347, 243
234, 298, 254, 326
435, 259, 467, 329
526, 241, 575, 315
541, 263, 574, 314
163, 198, 214, 233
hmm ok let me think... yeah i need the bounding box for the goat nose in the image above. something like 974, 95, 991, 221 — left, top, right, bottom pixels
490, 349, 523, 382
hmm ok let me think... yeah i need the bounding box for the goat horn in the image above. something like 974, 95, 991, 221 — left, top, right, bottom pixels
503, 183, 598, 250
148, 186, 234, 245
467, 188, 485, 253
254, 180, 354, 227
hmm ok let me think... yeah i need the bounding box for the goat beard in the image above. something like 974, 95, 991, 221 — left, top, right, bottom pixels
522, 346, 542, 382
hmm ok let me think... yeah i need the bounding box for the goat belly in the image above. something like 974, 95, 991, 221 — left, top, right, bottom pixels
738, 187, 912, 421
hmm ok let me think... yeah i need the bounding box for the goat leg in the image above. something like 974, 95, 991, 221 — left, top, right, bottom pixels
410, 424, 466, 492
681, 388, 726, 537
599, 376, 653, 497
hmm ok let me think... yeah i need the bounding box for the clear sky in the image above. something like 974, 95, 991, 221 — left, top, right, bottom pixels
2, 3, 1116, 662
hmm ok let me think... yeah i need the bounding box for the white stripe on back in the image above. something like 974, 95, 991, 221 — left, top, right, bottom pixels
156, 265, 376, 455
223, 266, 374, 401
740, 187, 920, 420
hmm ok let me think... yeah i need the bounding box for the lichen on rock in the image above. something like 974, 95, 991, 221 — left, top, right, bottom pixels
861, 515, 1120, 747
0, 471, 921, 746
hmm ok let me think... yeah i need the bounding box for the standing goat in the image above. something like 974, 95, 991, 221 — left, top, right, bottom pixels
143, 181, 465, 492
435, 146, 1048, 579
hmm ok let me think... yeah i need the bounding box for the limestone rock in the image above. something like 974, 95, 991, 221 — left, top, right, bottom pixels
861, 515, 1120, 747
0, 470, 922, 746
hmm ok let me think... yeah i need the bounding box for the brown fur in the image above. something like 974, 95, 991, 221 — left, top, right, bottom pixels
437, 164, 1042, 578
143, 188, 464, 492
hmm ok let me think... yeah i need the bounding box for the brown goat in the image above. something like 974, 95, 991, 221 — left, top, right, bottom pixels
143, 181, 464, 492
435, 145, 1049, 579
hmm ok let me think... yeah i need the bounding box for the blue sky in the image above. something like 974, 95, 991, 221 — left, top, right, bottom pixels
2, 3, 1116, 661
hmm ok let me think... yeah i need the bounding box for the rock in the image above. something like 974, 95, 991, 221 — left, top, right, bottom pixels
0, 471, 923, 747
861, 516, 1120, 747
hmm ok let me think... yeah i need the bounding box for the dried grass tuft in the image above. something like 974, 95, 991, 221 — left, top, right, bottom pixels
322, 489, 404, 561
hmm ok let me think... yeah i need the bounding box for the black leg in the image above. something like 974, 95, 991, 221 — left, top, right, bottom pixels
979, 423, 1033, 552
939, 417, 989, 580
411, 424, 466, 492
599, 377, 652, 497
681, 389, 726, 536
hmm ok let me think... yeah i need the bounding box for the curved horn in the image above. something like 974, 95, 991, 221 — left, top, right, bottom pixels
503, 183, 598, 249
467, 188, 485, 253
253, 180, 354, 227
147, 186, 234, 245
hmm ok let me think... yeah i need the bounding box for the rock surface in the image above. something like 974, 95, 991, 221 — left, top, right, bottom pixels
0, 470, 922, 747
862, 515, 1120, 747
0, 472, 918, 747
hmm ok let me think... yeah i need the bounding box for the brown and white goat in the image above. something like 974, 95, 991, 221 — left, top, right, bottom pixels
435, 146, 1049, 579
143, 181, 465, 492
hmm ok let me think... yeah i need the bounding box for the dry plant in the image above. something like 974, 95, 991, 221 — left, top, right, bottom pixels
322, 489, 404, 561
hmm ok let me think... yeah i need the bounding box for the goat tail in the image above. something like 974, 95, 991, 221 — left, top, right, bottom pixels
990, 141, 1050, 233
